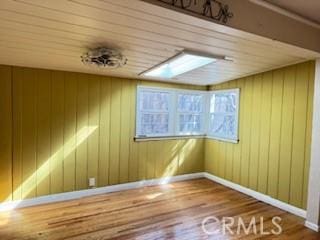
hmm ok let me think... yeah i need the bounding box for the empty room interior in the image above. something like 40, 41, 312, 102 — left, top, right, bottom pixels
1, 0, 320, 239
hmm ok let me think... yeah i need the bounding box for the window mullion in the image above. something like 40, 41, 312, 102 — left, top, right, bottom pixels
172, 91, 178, 136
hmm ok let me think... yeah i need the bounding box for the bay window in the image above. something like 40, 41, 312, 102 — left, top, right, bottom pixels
136, 86, 239, 143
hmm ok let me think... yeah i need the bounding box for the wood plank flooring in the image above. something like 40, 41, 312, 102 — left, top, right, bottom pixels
0, 179, 319, 239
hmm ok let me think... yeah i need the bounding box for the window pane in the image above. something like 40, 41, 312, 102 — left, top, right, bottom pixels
179, 114, 201, 133
140, 91, 170, 111
210, 92, 237, 113
137, 88, 173, 137
179, 114, 200, 123
179, 122, 201, 133
178, 94, 202, 112
140, 113, 169, 135
142, 113, 169, 124
209, 114, 237, 138
177, 93, 204, 135
208, 89, 239, 141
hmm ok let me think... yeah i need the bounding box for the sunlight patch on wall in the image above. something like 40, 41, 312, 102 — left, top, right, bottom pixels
178, 139, 196, 167
3, 126, 98, 210
160, 140, 196, 184
161, 156, 179, 184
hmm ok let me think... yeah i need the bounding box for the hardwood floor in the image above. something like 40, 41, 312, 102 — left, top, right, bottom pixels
0, 179, 319, 239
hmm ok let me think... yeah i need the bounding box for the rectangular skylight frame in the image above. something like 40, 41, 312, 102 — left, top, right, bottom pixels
140, 51, 226, 79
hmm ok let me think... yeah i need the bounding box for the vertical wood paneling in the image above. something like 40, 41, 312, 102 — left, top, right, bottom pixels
76, 74, 89, 190
119, 79, 131, 183
12, 67, 23, 201
181, 140, 190, 174
240, 77, 253, 187
225, 137, 233, 181
205, 61, 314, 209
50, 71, 64, 194
233, 78, 245, 184
278, 66, 296, 203
215, 149, 220, 177
267, 69, 284, 198
98, 76, 111, 187
138, 143, 147, 180
88, 75, 100, 184
213, 142, 220, 176
177, 140, 186, 175
173, 140, 181, 175
155, 141, 165, 178
109, 79, 122, 185
129, 80, 139, 182
212, 141, 219, 176
204, 140, 214, 174
257, 72, 272, 194
190, 139, 201, 174
0, 65, 12, 202
147, 142, 156, 179
22, 68, 37, 199
193, 139, 205, 172
290, 63, 309, 207
36, 69, 51, 196
249, 74, 262, 190
5, 62, 314, 210
162, 141, 172, 177
63, 72, 77, 192
5, 65, 205, 203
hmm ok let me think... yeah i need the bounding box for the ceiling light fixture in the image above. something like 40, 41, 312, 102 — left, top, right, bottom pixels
81, 48, 127, 68
140, 51, 226, 79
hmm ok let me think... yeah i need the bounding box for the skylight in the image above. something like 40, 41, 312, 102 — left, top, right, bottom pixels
141, 51, 224, 79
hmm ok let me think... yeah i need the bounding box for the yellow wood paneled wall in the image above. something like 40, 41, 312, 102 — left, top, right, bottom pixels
0, 61, 315, 209
205, 61, 315, 209
1, 65, 204, 202
0, 66, 12, 201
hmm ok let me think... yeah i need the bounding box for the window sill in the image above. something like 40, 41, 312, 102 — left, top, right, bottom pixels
206, 136, 239, 144
134, 135, 206, 142
134, 135, 239, 143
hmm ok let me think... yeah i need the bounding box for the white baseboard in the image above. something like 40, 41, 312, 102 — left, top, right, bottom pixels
0, 172, 204, 212
305, 221, 320, 232
0, 172, 309, 226
203, 172, 307, 219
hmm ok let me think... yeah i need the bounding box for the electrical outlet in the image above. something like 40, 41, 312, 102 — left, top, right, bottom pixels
88, 178, 96, 188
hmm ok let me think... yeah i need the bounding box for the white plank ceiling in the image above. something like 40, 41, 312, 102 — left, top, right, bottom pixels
0, 0, 319, 85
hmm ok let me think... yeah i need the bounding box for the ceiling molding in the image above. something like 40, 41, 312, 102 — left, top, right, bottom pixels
142, 0, 320, 54
249, 0, 320, 30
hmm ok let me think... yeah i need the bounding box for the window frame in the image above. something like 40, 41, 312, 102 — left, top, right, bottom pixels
136, 86, 175, 138
207, 88, 240, 143
135, 86, 207, 139
135, 86, 240, 143
175, 90, 208, 136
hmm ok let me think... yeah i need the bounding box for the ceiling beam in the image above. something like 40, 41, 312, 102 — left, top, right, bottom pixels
141, 0, 320, 54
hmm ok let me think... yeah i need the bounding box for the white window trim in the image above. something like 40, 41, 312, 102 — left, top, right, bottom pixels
134, 135, 206, 142
135, 86, 240, 143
